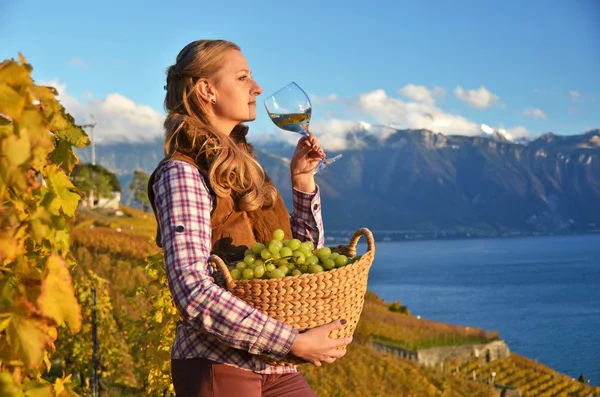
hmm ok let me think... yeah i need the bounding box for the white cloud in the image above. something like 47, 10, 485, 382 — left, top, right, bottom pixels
570, 90, 581, 102
354, 89, 480, 136
497, 126, 530, 141
399, 84, 447, 106
68, 58, 88, 68
522, 108, 547, 120
39, 79, 164, 143
454, 85, 502, 109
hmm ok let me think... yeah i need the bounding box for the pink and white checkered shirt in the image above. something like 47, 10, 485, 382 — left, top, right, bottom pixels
152, 160, 325, 374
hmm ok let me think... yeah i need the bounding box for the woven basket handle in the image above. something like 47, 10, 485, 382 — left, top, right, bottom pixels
347, 227, 375, 257
208, 254, 236, 290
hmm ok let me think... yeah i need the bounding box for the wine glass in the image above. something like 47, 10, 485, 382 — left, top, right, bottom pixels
264, 82, 342, 175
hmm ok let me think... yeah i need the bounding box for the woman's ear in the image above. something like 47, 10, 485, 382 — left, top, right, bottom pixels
196, 78, 216, 104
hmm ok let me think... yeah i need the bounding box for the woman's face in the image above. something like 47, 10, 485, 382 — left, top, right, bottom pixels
211, 50, 262, 126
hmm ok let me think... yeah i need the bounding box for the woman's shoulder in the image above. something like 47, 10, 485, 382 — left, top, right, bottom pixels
154, 159, 210, 191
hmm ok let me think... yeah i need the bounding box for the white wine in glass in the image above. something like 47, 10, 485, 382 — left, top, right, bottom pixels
264, 82, 342, 175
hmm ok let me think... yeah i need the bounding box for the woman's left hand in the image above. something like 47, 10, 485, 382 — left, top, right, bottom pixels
290, 133, 325, 193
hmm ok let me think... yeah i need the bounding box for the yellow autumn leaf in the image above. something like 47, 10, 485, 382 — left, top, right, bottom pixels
0, 371, 21, 397
20, 109, 53, 171
0, 231, 25, 262
43, 166, 80, 218
28, 207, 52, 243
0, 57, 31, 86
6, 315, 48, 369
2, 132, 31, 167
37, 255, 81, 332
0, 85, 25, 121
22, 381, 52, 397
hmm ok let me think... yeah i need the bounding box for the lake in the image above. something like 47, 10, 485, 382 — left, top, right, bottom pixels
364, 234, 600, 385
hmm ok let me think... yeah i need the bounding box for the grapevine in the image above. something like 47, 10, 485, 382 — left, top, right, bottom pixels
0, 55, 89, 396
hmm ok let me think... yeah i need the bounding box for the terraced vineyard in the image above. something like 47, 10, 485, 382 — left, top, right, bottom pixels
357, 292, 500, 349
446, 354, 600, 396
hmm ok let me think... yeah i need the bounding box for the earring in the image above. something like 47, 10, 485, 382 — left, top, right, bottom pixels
211, 98, 216, 105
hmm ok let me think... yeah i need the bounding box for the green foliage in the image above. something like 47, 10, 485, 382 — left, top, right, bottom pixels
71, 163, 121, 199
129, 170, 150, 211
0, 54, 88, 396
389, 300, 410, 314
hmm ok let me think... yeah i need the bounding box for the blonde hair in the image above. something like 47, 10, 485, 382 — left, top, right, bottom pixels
163, 40, 276, 211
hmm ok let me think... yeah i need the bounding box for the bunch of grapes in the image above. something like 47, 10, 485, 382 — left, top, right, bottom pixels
228, 229, 360, 281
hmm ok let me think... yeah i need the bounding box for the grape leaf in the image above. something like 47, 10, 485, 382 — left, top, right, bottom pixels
0, 231, 24, 262
0, 85, 25, 121
7, 314, 48, 369
20, 109, 54, 171
28, 207, 52, 243
22, 381, 52, 397
43, 166, 80, 217
0, 371, 23, 397
54, 126, 90, 149
49, 140, 78, 173
0, 58, 31, 86
3, 133, 31, 167
37, 255, 81, 332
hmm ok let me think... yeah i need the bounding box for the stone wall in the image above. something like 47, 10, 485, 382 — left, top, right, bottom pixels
371, 339, 510, 366
418, 340, 510, 366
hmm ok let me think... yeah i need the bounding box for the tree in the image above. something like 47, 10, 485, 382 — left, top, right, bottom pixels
129, 170, 150, 211
72, 164, 119, 207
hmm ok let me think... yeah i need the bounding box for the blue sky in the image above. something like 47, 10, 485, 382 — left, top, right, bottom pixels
2, 0, 599, 147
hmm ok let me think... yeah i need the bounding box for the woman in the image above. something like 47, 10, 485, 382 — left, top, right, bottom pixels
148, 40, 351, 397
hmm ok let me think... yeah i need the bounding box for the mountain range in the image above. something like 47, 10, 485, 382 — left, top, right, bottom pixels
76, 127, 600, 239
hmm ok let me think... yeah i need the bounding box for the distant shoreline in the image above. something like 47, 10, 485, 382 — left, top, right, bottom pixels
325, 229, 600, 245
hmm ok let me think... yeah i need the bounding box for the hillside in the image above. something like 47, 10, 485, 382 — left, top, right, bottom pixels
63, 205, 600, 396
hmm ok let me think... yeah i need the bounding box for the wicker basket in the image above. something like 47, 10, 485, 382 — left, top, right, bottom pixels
208, 227, 376, 366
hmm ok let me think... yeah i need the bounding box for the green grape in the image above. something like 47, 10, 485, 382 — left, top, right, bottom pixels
305, 256, 319, 266
272, 251, 282, 260
329, 252, 340, 261
243, 254, 256, 266
278, 265, 290, 275
315, 247, 332, 261
309, 264, 324, 274
251, 242, 265, 254
323, 259, 336, 270
269, 242, 282, 254
335, 255, 348, 267
235, 262, 247, 270
273, 229, 285, 241
293, 251, 306, 265
260, 248, 272, 260
287, 239, 301, 251
291, 269, 302, 276
268, 268, 285, 279
244, 249, 253, 257
254, 259, 265, 267
242, 268, 255, 280
298, 264, 308, 273
298, 247, 312, 258
254, 265, 265, 278
280, 247, 293, 258
304, 241, 315, 251
287, 262, 296, 270
265, 263, 276, 272
230, 268, 242, 280
282, 239, 290, 247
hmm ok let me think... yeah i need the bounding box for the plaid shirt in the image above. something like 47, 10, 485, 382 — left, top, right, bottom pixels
152, 160, 325, 374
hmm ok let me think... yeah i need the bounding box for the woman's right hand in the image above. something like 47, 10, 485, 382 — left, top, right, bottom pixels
289, 319, 353, 367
